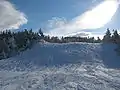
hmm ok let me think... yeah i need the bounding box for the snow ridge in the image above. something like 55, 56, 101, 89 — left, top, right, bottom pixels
0, 42, 120, 90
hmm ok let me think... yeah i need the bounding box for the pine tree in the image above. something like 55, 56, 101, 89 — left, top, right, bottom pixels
39, 28, 44, 38
96, 37, 101, 43
112, 30, 120, 43
103, 28, 111, 43
0, 38, 9, 59
8, 36, 17, 56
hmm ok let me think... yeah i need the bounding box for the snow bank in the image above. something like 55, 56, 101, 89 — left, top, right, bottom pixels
0, 42, 120, 90
0, 42, 120, 71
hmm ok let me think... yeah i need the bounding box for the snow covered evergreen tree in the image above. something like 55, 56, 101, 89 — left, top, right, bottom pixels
103, 28, 111, 43
112, 30, 120, 43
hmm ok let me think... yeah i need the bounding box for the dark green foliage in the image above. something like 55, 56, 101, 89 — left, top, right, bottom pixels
103, 28, 111, 43
39, 28, 44, 38
102, 29, 120, 55
112, 30, 120, 43
44, 36, 100, 43
103, 28, 120, 44
0, 38, 9, 59
96, 37, 101, 43
14, 29, 40, 51
0, 29, 41, 60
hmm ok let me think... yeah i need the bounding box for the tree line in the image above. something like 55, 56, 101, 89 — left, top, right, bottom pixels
0, 29, 44, 59
103, 28, 120, 44
103, 28, 120, 55
0, 28, 120, 60
44, 28, 120, 44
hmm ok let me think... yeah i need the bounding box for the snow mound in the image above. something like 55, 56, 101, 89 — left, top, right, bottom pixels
0, 42, 120, 71
0, 42, 120, 90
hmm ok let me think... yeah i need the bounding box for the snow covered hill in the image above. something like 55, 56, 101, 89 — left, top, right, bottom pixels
0, 42, 120, 90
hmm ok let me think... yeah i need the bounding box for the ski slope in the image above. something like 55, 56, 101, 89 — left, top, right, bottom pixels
0, 42, 120, 90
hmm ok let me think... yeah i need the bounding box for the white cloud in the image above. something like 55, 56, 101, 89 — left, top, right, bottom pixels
47, 17, 67, 29
66, 31, 91, 37
0, 0, 28, 30
45, 0, 119, 37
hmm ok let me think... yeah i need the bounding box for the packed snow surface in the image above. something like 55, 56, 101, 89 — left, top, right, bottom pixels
0, 42, 120, 90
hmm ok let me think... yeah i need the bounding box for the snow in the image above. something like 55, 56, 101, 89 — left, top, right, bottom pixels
0, 42, 120, 90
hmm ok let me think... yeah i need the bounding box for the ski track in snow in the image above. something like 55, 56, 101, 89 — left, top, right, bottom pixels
0, 42, 120, 90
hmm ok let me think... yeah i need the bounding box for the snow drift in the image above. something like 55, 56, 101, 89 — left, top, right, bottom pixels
0, 42, 120, 90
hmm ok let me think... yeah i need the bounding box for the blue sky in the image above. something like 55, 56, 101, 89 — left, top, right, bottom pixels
1, 0, 120, 38
11, 0, 92, 29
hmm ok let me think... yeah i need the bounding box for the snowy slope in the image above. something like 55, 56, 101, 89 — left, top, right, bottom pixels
0, 42, 120, 90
